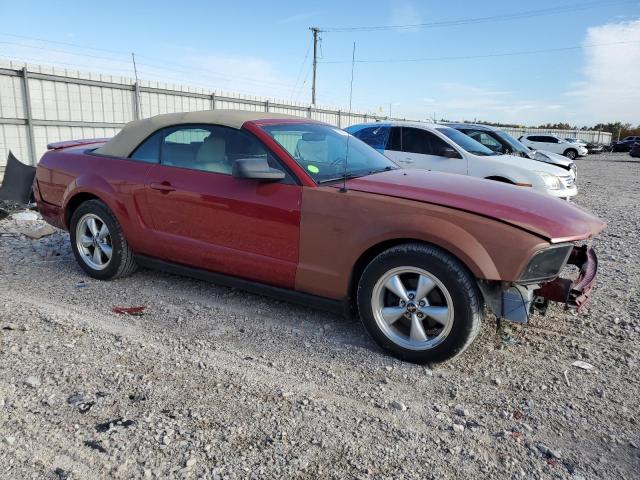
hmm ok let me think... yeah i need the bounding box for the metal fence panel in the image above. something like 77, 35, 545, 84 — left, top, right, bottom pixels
0, 73, 25, 119
0, 123, 29, 167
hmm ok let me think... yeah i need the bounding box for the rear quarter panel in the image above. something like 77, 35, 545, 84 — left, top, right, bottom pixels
295, 186, 549, 300
36, 148, 155, 254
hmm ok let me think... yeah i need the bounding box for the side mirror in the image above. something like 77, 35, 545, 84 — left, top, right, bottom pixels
232, 158, 285, 181
439, 147, 461, 159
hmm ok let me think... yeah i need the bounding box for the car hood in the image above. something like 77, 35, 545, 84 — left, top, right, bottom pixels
532, 150, 574, 168
343, 169, 604, 243
479, 153, 569, 175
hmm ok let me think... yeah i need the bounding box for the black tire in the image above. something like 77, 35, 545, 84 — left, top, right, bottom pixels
357, 243, 483, 363
564, 149, 577, 160
69, 199, 137, 280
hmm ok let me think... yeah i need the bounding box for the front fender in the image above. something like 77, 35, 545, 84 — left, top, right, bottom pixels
295, 186, 547, 300
355, 213, 500, 279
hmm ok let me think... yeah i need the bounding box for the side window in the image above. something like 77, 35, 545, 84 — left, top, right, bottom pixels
401, 127, 431, 155
541, 136, 558, 143
426, 132, 454, 156
351, 126, 390, 150
130, 131, 162, 163
387, 127, 402, 151
160, 124, 292, 181
469, 131, 503, 152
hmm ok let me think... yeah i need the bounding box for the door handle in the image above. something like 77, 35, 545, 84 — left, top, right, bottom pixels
150, 182, 176, 193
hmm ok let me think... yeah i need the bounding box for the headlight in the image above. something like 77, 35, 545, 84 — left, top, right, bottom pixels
519, 244, 573, 283
536, 171, 563, 190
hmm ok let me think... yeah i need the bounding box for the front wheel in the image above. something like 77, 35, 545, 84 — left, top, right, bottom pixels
357, 243, 483, 363
564, 149, 577, 160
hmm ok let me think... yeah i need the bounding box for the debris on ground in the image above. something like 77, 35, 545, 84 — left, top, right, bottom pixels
21, 224, 56, 240
571, 360, 595, 370
83, 440, 107, 454
111, 306, 146, 316
11, 211, 39, 222
95, 418, 136, 433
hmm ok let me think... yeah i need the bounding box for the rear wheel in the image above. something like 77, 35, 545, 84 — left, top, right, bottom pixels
70, 200, 137, 280
357, 243, 483, 363
564, 149, 577, 159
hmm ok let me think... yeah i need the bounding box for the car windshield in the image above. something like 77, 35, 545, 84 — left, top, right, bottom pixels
436, 127, 497, 156
494, 130, 532, 156
260, 123, 398, 183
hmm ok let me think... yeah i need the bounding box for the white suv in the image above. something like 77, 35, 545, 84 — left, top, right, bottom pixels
346, 122, 577, 199
519, 134, 588, 159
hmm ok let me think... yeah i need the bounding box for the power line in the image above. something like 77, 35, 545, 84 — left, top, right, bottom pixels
319, 40, 640, 64
321, 0, 635, 32
0, 32, 130, 55
290, 37, 313, 100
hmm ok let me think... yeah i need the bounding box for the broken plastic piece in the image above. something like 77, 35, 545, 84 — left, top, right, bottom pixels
0, 152, 36, 204
112, 306, 146, 316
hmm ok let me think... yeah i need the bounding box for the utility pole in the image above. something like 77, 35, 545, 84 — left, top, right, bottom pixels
131, 52, 142, 119
310, 27, 321, 105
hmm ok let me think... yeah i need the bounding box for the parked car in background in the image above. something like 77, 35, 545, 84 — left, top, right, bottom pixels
611, 139, 638, 152
33, 110, 604, 363
346, 122, 577, 199
519, 134, 588, 159
622, 136, 640, 142
446, 123, 576, 176
565, 137, 587, 146
630, 142, 640, 158
585, 142, 604, 154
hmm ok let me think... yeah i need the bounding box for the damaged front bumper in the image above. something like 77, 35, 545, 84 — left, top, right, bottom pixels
479, 245, 599, 323
533, 245, 598, 313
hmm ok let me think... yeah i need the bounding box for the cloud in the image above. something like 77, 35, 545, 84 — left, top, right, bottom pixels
405, 83, 564, 123
277, 11, 321, 25
565, 18, 640, 123
388, 1, 423, 32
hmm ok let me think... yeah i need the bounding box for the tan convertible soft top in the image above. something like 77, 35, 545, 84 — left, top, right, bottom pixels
94, 110, 302, 158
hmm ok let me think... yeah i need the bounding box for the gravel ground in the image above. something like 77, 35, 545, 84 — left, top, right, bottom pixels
0, 152, 638, 479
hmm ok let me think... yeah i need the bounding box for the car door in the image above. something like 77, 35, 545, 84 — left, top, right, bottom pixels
539, 135, 563, 154
143, 124, 302, 288
384, 127, 467, 174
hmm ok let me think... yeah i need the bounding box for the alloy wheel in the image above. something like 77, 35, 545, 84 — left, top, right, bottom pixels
75, 213, 112, 270
371, 266, 454, 351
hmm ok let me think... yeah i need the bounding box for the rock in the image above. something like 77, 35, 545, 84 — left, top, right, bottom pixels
21, 225, 56, 240
24, 376, 41, 388
185, 457, 197, 469
536, 443, 561, 459
493, 378, 502, 386
452, 424, 465, 434
454, 405, 468, 417
390, 400, 407, 411
11, 211, 39, 222
5, 436, 16, 446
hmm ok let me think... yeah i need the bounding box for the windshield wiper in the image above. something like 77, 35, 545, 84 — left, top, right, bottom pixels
318, 173, 364, 184
367, 166, 396, 174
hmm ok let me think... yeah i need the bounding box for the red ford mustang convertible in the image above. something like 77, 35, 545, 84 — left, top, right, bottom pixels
34, 111, 604, 363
